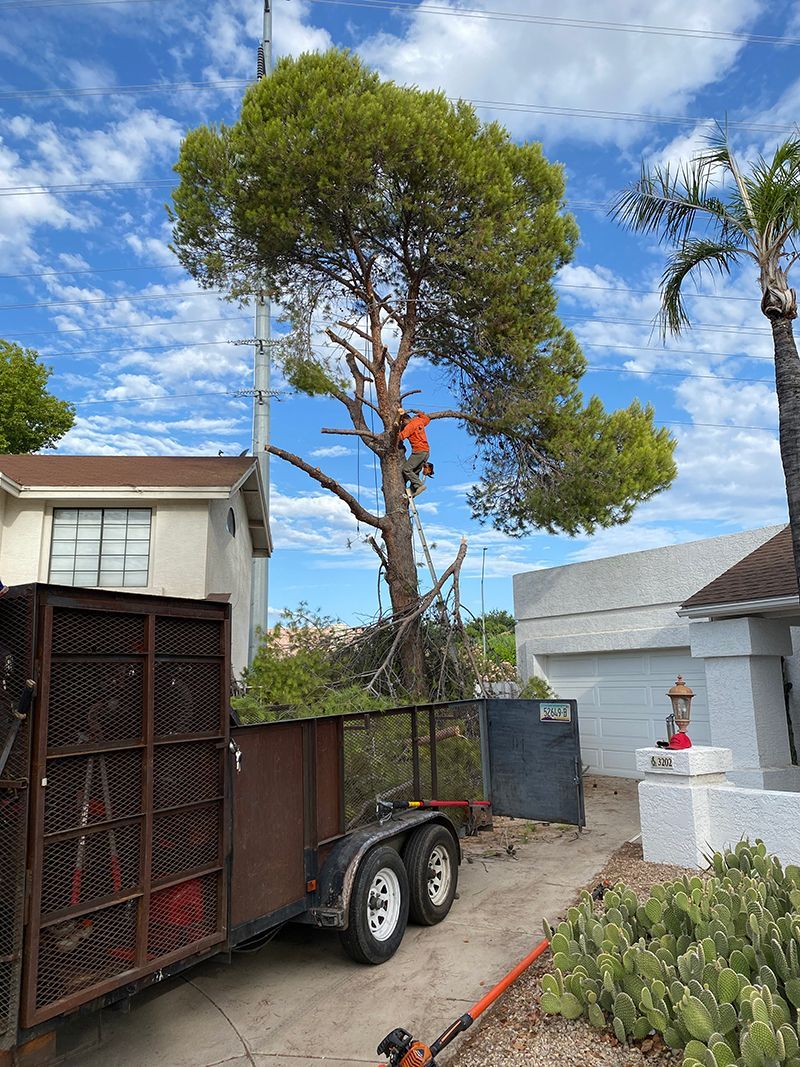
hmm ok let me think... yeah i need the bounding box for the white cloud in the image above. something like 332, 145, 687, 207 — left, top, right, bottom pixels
359, 0, 762, 145
310, 444, 355, 458
200, 0, 333, 81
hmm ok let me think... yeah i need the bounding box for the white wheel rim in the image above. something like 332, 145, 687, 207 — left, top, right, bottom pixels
427, 844, 452, 906
367, 867, 402, 942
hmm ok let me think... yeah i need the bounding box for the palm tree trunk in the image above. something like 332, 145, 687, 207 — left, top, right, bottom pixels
772, 316, 800, 591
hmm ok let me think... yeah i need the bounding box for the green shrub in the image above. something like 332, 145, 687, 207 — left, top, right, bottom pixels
540, 841, 800, 1067
519, 675, 557, 700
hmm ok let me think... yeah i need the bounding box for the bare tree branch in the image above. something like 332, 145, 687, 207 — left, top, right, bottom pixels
325, 327, 376, 373
367, 539, 469, 693
320, 426, 381, 438
268, 444, 385, 529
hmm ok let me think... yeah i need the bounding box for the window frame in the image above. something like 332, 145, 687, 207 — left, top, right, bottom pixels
48, 506, 153, 589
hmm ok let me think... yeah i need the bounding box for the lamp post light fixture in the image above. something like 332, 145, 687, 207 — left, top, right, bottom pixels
667, 676, 694, 733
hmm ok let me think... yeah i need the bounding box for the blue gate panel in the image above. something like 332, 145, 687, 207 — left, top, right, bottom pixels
485, 699, 584, 826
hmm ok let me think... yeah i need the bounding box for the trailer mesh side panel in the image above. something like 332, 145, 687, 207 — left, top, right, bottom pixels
22, 592, 229, 1029
342, 702, 486, 831
0, 588, 34, 1048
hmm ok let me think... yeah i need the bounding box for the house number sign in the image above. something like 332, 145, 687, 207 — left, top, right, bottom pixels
539, 702, 572, 723
650, 754, 674, 769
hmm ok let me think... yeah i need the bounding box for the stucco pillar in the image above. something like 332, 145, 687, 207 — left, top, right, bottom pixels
689, 617, 800, 791
636, 746, 733, 868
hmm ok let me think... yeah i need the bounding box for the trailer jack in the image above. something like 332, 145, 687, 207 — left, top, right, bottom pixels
376, 938, 550, 1066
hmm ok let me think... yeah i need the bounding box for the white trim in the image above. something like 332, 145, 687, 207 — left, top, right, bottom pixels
678, 594, 800, 620
0, 473, 20, 497
12, 485, 241, 500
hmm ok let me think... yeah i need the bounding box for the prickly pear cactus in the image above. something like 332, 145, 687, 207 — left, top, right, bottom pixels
538, 841, 800, 1067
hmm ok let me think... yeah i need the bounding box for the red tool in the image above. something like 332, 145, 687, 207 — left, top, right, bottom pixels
377, 799, 491, 822
376, 938, 550, 1065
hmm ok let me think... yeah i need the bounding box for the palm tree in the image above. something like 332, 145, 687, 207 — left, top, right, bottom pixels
611, 128, 800, 583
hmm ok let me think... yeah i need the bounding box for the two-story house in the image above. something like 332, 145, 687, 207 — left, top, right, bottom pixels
0, 455, 271, 676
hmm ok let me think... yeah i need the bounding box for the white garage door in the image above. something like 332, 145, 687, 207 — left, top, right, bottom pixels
545, 649, 708, 778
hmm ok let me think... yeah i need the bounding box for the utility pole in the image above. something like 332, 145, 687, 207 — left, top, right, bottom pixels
480, 547, 487, 660
248, 0, 273, 664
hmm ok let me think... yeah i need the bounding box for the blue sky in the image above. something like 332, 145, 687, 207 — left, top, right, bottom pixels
1, 0, 798, 624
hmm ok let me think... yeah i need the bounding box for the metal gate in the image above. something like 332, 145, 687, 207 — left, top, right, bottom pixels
0, 588, 34, 1050
483, 698, 584, 826
20, 587, 230, 1028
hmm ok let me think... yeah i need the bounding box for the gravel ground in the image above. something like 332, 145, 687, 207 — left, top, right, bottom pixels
448, 839, 694, 1067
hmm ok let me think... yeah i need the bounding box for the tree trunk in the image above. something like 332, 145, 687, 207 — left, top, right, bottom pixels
379, 446, 427, 695
771, 316, 800, 593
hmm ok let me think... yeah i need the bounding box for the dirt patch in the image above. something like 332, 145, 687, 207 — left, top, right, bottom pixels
448, 839, 694, 1067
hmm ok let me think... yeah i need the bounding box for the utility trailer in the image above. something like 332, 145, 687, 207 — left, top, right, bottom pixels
0, 584, 584, 1064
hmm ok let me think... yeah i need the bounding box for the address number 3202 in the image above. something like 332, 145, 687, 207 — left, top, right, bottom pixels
650, 754, 673, 769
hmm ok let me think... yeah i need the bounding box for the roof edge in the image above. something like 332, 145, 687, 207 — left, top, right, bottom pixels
678, 593, 800, 619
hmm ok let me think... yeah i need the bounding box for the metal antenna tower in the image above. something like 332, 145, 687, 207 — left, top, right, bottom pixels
248, 0, 273, 664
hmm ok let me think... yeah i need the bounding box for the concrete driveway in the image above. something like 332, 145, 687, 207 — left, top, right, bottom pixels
75, 777, 640, 1067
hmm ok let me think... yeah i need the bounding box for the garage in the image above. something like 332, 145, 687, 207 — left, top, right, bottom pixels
544, 649, 708, 777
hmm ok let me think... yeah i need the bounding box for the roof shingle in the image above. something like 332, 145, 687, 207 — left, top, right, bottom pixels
0, 455, 255, 489
681, 525, 798, 610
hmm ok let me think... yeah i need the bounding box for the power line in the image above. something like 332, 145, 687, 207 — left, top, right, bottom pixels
581, 341, 775, 363
0, 263, 170, 280
662, 419, 777, 433
0, 79, 247, 102
0, 261, 761, 312
0, 0, 176, 8
567, 311, 769, 335
0, 262, 762, 310
0, 178, 174, 197
588, 364, 772, 386
0, 287, 224, 311
304, 0, 800, 47
0, 75, 786, 140
11, 314, 249, 338
557, 281, 754, 304
465, 99, 794, 136
75, 387, 249, 408
46, 338, 242, 360
68, 384, 778, 435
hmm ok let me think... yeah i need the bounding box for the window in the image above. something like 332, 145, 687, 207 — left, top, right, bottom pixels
49, 508, 152, 588
226, 507, 236, 537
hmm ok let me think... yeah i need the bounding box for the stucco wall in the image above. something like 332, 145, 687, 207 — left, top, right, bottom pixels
206, 495, 252, 679
148, 500, 209, 599
0, 497, 49, 582
637, 746, 800, 868
513, 526, 784, 677
1, 489, 254, 676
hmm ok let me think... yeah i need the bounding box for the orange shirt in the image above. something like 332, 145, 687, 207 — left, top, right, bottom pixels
399, 413, 431, 453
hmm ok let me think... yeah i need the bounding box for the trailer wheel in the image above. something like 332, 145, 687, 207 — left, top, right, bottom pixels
339, 845, 409, 965
405, 824, 458, 926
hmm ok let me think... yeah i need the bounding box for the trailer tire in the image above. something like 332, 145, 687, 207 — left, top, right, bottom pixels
339, 845, 409, 965
405, 823, 458, 926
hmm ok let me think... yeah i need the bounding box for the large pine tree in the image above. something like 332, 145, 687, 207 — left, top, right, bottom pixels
170, 50, 676, 691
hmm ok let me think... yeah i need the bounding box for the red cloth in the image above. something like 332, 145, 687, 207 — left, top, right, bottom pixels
669, 731, 692, 750
399, 413, 431, 453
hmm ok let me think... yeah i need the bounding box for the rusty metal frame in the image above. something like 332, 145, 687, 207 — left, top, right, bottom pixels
18, 585, 231, 1029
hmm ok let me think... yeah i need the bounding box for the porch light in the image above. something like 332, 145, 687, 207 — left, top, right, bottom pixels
667, 676, 694, 731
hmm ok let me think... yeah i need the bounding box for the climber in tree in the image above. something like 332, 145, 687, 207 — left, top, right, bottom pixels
398, 407, 432, 498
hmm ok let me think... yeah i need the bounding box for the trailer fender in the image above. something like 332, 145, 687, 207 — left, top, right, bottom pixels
309, 811, 460, 929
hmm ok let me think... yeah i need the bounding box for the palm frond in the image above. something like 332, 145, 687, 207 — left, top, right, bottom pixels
659, 238, 742, 339
610, 159, 750, 250
746, 137, 800, 256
